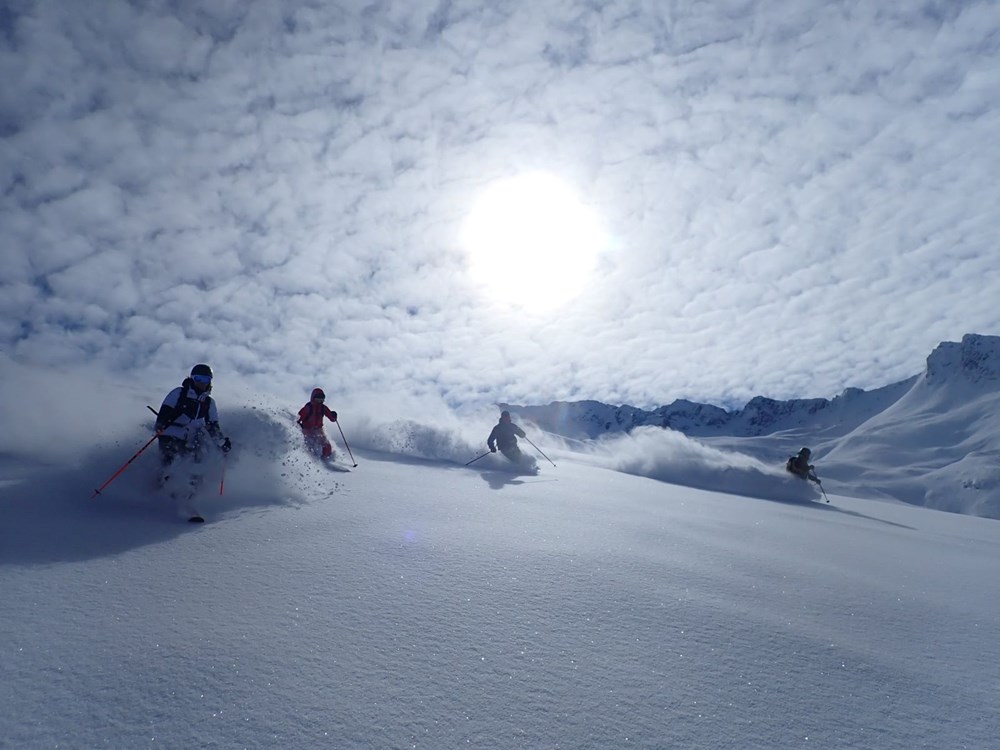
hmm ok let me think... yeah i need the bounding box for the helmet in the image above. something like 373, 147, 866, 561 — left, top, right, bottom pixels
191, 363, 213, 379
500, 410, 511, 421
311, 388, 326, 400
799, 447, 811, 457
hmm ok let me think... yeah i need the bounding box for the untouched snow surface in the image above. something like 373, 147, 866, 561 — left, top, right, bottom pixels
3, 403, 999, 749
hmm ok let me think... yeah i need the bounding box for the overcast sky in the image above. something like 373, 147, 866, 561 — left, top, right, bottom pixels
3, 0, 999, 410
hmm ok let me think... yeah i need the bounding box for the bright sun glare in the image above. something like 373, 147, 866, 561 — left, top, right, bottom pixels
461, 172, 607, 312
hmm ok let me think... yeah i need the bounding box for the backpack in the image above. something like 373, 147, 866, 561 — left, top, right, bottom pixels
157, 381, 212, 430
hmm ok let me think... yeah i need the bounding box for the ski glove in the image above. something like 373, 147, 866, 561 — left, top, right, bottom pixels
219, 437, 232, 453
490, 446, 497, 453
330, 411, 338, 422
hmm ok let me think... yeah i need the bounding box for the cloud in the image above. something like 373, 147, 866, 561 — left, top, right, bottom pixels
2, 0, 1000, 413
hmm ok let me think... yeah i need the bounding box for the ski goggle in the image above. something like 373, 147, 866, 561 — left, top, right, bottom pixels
313, 395, 325, 401
192, 374, 212, 385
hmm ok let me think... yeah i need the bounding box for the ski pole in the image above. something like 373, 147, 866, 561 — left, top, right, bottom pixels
524, 437, 556, 467
336, 421, 358, 467
91, 405, 179, 498
816, 478, 830, 503
90, 431, 162, 498
465, 451, 491, 466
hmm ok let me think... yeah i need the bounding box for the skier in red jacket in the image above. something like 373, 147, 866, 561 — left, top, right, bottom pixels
297, 388, 338, 459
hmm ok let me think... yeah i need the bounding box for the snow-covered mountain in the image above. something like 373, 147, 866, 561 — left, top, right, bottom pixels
503, 379, 916, 441
505, 333, 1000, 518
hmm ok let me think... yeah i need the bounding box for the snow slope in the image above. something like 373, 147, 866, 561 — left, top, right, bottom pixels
507, 334, 1000, 518
3, 399, 999, 749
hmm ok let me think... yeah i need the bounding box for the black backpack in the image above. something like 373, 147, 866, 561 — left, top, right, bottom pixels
157, 381, 212, 430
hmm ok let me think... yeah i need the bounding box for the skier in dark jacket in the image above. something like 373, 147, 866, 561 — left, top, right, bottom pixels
786, 447, 820, 483
155, 363, 232, 493
488, 410, 527, 463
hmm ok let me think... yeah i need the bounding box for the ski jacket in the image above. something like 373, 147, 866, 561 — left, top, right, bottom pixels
488, 421, 526, 451
786, 454, 817, 482
156, 379, 222, 444
298, 401, 336, 431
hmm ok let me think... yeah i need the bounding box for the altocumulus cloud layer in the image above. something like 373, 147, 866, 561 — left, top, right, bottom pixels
2, 0, 999, 409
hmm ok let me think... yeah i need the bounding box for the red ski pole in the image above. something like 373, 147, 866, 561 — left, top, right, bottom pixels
90, 431, 162, 499
91, 405, 178, 499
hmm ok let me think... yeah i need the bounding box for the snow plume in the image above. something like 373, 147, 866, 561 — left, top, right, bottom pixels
0, 356, 304, 482
590, 427, 820, 503
0, 354, 150, 464
359, 418, 479, 463
0, 404, 305, 565
337, 393, 491, 464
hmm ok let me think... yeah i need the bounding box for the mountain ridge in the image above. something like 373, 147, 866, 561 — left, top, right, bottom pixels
504, 333, 999, 439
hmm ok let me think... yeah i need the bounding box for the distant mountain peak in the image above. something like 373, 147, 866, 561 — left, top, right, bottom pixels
924, 333, 1000, 385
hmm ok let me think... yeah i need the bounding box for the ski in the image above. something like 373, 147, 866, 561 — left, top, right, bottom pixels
175, 495, 204, 523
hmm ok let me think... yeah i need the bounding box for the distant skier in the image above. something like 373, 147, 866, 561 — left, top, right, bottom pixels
488, 410, 528, 464
786, 447, 820, 484
155, 363, 232, 500
297, 388, 338, 460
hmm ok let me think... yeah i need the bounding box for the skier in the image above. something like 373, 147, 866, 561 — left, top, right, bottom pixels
297, 388, 338, 460
786, 447, 820, 484
155, 363, 232, 503
487, 410, 528, 464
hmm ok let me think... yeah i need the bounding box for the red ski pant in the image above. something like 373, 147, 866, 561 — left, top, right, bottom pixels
302, 428, 333, 458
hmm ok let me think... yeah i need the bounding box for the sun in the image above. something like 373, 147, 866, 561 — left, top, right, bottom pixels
461, 172, 606, 312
